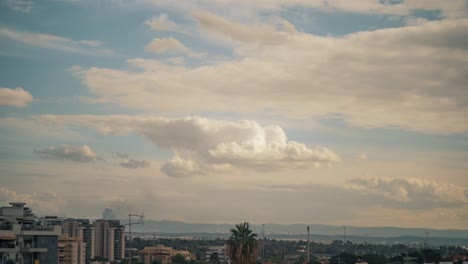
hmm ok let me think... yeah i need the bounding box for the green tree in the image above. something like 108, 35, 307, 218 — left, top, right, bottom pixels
226, 222, 259, 264
92, 256, 109, 262
152, 260, 163, 264
172, 253, 187, 264
362, 253, 387, 264
120, 258, 141, 264
330, 252, 358, 264
296, 254, 307, 264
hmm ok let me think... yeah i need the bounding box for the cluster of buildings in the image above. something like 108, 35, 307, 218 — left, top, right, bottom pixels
0, 202, 125, 264
137, 244, 229, 264
138, 244, 193, 264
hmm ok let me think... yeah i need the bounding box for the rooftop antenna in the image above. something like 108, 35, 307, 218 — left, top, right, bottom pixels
262, 224, 265, 260
125, 212, 144, 264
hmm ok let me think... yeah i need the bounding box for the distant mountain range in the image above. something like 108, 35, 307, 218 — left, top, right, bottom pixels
122, 220, 468, 245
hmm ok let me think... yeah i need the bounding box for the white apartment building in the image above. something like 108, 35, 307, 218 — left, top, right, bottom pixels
206, 245, 230, 264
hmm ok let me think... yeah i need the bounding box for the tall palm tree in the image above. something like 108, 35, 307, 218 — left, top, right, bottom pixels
226, 222, 259, 264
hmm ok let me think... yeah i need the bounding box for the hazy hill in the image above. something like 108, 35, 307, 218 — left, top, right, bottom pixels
123, 220, 468, 239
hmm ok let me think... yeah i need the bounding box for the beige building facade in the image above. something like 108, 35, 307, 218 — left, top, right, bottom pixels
58, 235, 86, 264
93, 220, 115, 261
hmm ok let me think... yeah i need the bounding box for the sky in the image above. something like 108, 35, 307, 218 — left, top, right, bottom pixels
0, 0, 467, 230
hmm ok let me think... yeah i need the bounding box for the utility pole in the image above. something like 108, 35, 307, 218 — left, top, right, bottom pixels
425, 231, 430, 248
126, 213, 144, 264
343, 225, 346, 252
307, 226, 310, 263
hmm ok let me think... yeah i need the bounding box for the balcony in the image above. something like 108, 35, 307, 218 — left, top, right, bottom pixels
0, 247, 18, 253
20, 245, 47, 253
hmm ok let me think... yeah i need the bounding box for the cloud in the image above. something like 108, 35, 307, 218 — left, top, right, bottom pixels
348, 177, 468, 209
112, 152, 129, 159
145, 37, 204, 58
33, 145, 99, 163
166, 57, 186, 65
144, 13, 179, 32
141, 0, 467, 19
193, 11, 294, 44
405, 17, 430, 26
3, 0, 33, 13
0, 87, 33, 107
0, 26, 112, 55
34, 115, 340, 177
358, 154, 368, 161
72, 18, 468, 134
0, 186, 62, 214
119, 159, 151, 169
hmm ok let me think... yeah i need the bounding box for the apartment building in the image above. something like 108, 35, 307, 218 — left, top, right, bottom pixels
206, 245, 230, 264
0, 202, 61, 264
58, 234, 86, 264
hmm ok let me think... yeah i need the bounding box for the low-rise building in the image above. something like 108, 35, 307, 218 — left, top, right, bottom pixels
138, 244, 194, 264
139, 245, 173, 264
206, 245, 230, 264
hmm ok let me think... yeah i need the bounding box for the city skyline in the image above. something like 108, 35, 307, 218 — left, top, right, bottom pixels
0, 0, 467, 229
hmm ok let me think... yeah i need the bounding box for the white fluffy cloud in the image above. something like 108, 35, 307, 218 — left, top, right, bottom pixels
34, 145, 99, 163
349, 177, 468, 208
72, 17, 468, 134
34, 115, 340, 177
145, 13, 179, 32
0, 87, 33, 107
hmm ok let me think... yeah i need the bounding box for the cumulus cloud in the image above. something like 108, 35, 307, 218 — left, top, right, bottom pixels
0, 87, 33, 107
119, 159, 151, 169
34, 115, 340, 177
358, 154, 368, 161
145, 37, 204, 58
349, 177, 468, 209
71, 18, 468, 134
33, 145, 99, 163
145, 13, 179, 32
160, 156, 205, 178
0, 26, 112, 55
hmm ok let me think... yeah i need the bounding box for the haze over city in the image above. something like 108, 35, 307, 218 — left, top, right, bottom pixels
0, 0, 467, 230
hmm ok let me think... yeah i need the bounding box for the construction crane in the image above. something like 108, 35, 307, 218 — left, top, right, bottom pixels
123, 213, 144, 264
